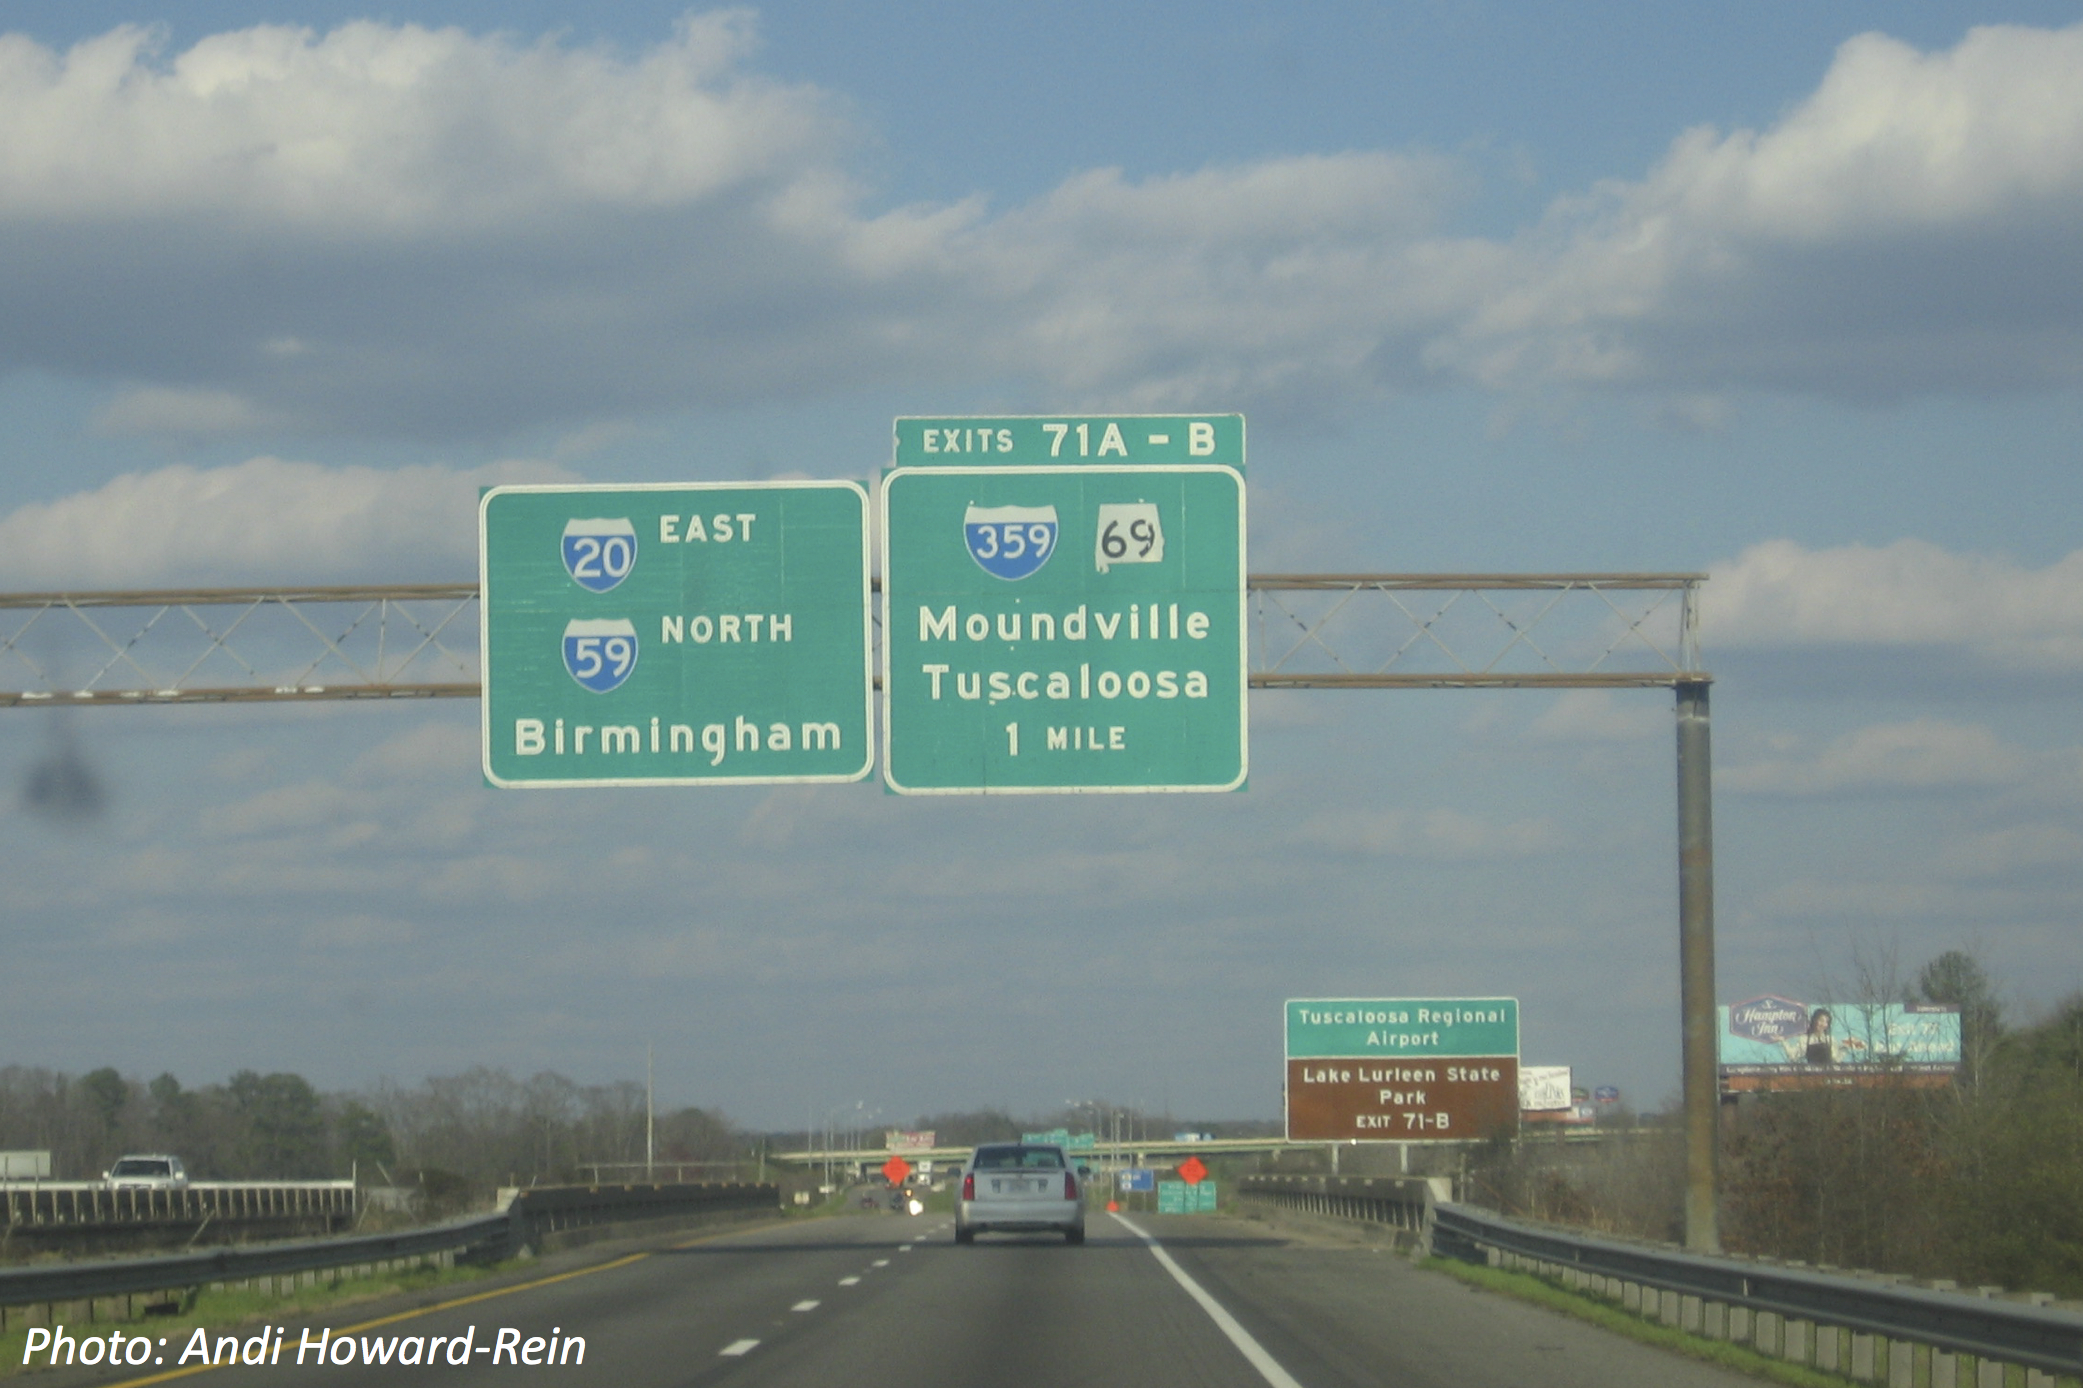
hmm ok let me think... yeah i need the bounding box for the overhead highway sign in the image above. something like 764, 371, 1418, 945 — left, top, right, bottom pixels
881, 416, 1246, 794
479, 482, 873, 787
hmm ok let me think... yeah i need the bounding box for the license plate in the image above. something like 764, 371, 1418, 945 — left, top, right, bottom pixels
990, 1177, 1045, 1195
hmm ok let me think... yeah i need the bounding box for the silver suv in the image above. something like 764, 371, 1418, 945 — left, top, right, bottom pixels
955, 1143, 1084, 1245
104, 1155, 188, 1190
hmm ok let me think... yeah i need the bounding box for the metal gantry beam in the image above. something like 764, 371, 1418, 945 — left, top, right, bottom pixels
0, 574, 1705, 704
0, 584, 479, 707
0, 573, 1719, 1252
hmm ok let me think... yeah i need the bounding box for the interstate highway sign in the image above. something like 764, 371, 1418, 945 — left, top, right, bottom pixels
479, 482, 873, 787
1284, 998, 1521, 1143
880, 461, 1246, 794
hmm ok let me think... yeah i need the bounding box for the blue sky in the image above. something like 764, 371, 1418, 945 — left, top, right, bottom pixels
4, 2, 2082, 1135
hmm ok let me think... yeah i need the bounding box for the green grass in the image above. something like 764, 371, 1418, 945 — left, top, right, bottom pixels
1424, 1257, 1864, 1388
2, 1260, 501, 1379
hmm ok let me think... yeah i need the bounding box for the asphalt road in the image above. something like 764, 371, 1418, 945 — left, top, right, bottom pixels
49, 1210, 1767, 1388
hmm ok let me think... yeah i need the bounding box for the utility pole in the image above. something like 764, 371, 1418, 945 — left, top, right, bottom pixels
646, 1042, 655, 1183
1676, 680, 1719, 1252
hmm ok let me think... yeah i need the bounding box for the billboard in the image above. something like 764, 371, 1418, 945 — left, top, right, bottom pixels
1719, 997, 1960, 1091
885, 1130, 937, 1151
1519, 1066, 1572, 1113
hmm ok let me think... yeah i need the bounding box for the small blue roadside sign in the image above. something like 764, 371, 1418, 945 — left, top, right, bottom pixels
1118, 1168, 1156, 1193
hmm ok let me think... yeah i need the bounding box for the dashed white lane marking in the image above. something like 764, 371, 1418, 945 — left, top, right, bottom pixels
792, 1300, 820, 1312
898, 1245, 914, 1253
1111, 1214, 1305, 1388
839, 1276, 861, 1286
872, 1259, 890, 1267
719, 1340, 760, 1357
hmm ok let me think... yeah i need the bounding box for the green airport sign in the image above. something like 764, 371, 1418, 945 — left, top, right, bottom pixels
1284, 998, 1521, 1059
479, 482, 873, 787
879, 461, 1247, 794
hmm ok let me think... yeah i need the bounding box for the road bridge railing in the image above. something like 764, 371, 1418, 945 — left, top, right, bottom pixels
1243, 1175, 2083, 1380
0, 1182, 777, 1332
3, 1180, 358, 1239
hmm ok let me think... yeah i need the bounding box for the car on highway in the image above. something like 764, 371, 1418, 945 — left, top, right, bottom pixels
103, 1154, 188, 1190
955, 1142, 1084, 1244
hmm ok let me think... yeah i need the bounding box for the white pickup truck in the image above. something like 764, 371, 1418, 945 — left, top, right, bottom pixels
104, 1154, 189, 1190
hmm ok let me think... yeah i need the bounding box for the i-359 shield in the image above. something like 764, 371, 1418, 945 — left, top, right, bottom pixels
963, 503, 1057, 581
562, 618, 639, 693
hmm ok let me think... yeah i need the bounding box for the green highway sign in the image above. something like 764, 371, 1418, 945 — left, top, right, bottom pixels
1285, 997, 1522, 1144
880, 461, 1247, 794
1157, 1180, 1218, 1213
1285, 998, 1521, 1059
895, 414, 1244, 469
479, 482, 873, 787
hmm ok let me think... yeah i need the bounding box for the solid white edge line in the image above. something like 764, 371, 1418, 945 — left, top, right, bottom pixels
718, 1339, 760, 1357
1111, 1214, 1306, 1388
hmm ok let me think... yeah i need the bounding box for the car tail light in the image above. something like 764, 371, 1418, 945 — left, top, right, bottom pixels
962, 1173, 975, 1201
1064, 1172, 1078, 1200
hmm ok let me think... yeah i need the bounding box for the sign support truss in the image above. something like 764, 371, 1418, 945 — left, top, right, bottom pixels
0, 573, 1721, 1253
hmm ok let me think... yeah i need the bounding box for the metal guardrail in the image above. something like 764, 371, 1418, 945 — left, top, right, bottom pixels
0, 1183, 776, 1317
1236, 1173, 1446, 1247
1239, 1175, 2083, 1378
0, 1213, 504, 1314
1430, 1203, 2083, 1379
3, 1181, 357, 1235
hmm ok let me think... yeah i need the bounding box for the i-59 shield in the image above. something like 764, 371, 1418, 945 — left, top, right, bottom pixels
562, 618, 639, 693
963, 504, 1058, 581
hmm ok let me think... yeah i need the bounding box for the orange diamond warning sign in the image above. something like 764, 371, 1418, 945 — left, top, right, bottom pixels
882, 1156, 912, 1185
1177, 1156, 1208, 1185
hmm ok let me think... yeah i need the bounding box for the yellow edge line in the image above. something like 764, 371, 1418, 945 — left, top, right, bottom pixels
95, 1219, 774, 1388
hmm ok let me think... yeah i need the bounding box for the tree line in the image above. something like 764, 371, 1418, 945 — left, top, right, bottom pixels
1471, 951, 2083, 1299
1721, 952, 2083, 1296
0, 1065, 744, 1199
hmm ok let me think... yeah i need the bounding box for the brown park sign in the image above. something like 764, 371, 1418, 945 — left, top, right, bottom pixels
1285, 1057, 1520, 1141
1284, 997, 1520, 1143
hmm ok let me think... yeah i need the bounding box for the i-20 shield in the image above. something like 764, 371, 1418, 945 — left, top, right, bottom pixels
561, 518, 638, 593
964, 504, 1058, 581
562, 618, 639, 693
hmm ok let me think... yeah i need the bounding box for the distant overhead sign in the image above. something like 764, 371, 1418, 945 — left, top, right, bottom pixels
479, 482, 873, 788
1158, 1180, 1218, 1214
882, 415, 1246, 795
1285, 998, 1521, 1143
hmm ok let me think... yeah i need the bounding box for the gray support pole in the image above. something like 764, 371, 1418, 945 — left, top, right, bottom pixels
1676, 679, 1719, 1251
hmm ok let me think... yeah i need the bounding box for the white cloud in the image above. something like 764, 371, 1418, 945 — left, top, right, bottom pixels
1705, 538, 2083, 669
1940, 823, 2083, 877
93, 387, 284, 438
0, 455, 567, 586
1433, 23, 2083, 399
352, 723, 480, 784
1526, 690, 1666, 743
2, 18, 2082, 435
1295, 807, 1561, 858
1721, 718, 2028, 796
